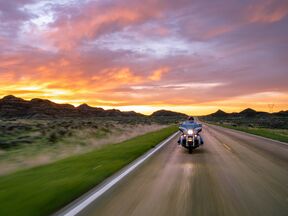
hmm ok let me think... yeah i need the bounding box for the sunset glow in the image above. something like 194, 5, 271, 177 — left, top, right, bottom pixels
0, 0, 287, 114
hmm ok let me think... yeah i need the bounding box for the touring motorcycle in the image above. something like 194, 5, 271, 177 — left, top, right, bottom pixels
178, 123, 203, 153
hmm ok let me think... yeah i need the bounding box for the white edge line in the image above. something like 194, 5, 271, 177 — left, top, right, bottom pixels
208, 123, 288, 147
60, 132, 179, 216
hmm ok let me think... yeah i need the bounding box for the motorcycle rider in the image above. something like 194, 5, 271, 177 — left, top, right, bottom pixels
178, 116, 204, 145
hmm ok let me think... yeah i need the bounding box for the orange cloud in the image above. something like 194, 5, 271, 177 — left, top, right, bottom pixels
92, 67, 142, 89
149, 67, 169, 81
246, 0, 288, 23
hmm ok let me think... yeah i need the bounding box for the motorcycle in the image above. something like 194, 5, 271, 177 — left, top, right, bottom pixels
178, 123, 203, 153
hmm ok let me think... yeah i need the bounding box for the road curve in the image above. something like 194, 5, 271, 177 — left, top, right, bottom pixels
77, 124, 288, 216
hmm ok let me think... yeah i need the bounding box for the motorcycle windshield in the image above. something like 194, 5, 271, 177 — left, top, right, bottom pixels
179, 122, 202, 134
181, 122, 201, 129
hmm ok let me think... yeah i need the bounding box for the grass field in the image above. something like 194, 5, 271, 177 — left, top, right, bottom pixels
214, 124, 288, 143
0, 119, 167, 175
0, 125, 177, 216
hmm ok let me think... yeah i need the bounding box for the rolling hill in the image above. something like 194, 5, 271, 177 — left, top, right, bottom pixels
0, 95, 187, 119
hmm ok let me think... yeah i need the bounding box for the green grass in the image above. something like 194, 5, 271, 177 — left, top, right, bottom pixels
0, 125, 177, 216
213, 124, 288, 143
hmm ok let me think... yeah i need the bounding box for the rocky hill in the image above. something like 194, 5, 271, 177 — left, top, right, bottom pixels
209, 109, 228, 117
150, 109, 188, 118
149, 109, 188, 124
204, 108, 280, 118
201, 108, 288, 129
0, 95, 144, 119
0, 95, 188, 120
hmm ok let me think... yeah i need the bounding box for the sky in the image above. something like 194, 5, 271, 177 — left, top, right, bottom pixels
0, 0, 287, 115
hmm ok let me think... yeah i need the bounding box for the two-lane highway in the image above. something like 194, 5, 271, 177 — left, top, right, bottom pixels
69, 124, 288, 216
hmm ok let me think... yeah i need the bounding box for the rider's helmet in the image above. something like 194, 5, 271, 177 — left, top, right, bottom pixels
187, 116, 194, 121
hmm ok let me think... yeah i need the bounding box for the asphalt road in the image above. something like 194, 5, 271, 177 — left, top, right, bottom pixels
78, 124, 288, 216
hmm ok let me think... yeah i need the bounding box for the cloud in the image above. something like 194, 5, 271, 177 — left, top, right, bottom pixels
0, 0, 35, 22
0, 0, 287, 114
149, 67, 169, 81
246, 0, 288, 23
0, 0, 36, 38
46, 0, 164, 50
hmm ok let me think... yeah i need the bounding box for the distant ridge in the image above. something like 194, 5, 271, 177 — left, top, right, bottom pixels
203, 108, 288, 118
0, 95, 144, 119
210, 109, 228, 117
239, 108, 258, 117
201, 108, 288, 129
276, 110, 288, 116
0, 95, 187, 119
150, 109, 188, 118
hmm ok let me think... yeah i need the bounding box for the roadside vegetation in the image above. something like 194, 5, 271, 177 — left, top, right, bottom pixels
204, 121, 288, 143
0, 125, 177, 216
0, 118, 176, 175
215, 124, 288, 143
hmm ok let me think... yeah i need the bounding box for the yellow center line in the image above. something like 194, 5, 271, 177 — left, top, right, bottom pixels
223, 144, 232, 152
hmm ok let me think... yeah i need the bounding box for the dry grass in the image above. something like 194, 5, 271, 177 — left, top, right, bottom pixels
0, 122, 165, 175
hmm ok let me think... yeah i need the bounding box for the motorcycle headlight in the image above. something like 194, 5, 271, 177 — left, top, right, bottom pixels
187, 129, 193, 135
